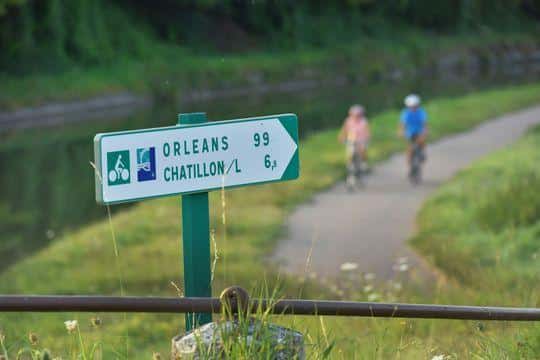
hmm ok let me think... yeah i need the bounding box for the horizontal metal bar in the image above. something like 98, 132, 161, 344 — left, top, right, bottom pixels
266, 300, 540, 321
0, 295, 220, 313
0, 295, 538, 321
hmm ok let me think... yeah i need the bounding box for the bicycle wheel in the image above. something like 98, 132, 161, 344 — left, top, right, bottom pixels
353, 153, 364, 186
409, 147, 422, 185
346, 161, 356, 190
121, 168, 130, 181
108, 170, 118, 183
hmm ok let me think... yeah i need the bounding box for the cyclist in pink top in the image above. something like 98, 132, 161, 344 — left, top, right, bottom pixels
338, 104, 371, 165
339, 105, 371, 189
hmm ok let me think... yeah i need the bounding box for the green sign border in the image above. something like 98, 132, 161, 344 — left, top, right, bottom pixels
94, 114, 299, 205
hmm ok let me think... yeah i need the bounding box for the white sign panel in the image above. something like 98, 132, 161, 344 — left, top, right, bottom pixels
94, 114, 299, 204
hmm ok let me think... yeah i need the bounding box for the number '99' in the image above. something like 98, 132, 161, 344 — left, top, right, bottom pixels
253, 132, 270, 147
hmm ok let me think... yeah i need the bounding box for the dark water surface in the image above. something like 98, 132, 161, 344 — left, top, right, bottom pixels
1, 67, 540, 270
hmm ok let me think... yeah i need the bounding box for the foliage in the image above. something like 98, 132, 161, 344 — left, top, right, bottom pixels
0, 0, 149, 74
0, 0, 25, 16
0, 0, 538, 75
0, 29, 538, 110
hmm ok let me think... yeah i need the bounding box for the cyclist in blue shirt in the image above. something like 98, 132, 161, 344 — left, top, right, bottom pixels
399, 94, 427, 164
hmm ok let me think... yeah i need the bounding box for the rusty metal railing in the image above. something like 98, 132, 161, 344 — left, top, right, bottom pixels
0, 286, 538, 321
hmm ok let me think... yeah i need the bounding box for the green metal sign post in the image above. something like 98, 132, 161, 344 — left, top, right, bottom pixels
93, 111, 299, 332
178, 113, 212, 330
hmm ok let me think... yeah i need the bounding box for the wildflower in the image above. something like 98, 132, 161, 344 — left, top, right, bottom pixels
64, 320, 78, 333
392, 256, 409, 272
28, 332, 39, 345
398, 263, 409, 272
363, 285, 373, 293
431, 355, 447, 360
340, 262, 358, 272
364, 273, 375, 281
392, 282, 402, 291
367, 293, 380, 301
152, 352, 162, 360
90, 317, 102, 327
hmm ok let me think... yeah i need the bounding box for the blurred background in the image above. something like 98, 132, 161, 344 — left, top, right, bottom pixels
1, 0, 540, 268
0, 1, 539, 358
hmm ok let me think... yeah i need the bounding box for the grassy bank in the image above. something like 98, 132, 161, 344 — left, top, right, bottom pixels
1, 83, 540, 358
413, 125, 540, 301
1, 31, 538, 111
407, 124, 540, 358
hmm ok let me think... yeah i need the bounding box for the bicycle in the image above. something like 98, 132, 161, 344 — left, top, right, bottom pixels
346, 141, 367, 190
409, 140, 424, 185
108, 154, 130, 183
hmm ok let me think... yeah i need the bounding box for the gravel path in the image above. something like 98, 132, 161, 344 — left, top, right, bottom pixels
273, 106, 540, 280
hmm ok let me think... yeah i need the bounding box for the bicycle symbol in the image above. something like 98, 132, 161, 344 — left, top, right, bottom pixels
108, 153, 130, 183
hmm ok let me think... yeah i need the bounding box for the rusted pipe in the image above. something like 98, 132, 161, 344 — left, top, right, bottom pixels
0, 294, 538, 321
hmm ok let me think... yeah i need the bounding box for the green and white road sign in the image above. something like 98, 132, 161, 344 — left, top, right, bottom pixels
94, 114, 299, 204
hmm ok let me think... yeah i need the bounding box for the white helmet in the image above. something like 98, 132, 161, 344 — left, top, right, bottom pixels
349, 104, 365, 116
404, 94, 421, 108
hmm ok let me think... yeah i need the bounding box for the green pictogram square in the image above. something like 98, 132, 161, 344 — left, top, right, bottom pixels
107, 150, 131, 186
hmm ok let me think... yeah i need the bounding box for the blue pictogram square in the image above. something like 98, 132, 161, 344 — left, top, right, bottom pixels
137, 147, 156, 182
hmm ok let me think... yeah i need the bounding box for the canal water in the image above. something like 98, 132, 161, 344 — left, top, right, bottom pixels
1, 67, 539, 270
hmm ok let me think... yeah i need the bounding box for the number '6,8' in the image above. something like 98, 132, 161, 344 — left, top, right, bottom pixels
253, 132, 270, 147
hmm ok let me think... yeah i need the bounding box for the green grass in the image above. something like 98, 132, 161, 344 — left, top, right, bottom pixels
0, 31, 537, 110
406, 124, 540, 359
412, 126, 540, 299
1, 83, 540, 358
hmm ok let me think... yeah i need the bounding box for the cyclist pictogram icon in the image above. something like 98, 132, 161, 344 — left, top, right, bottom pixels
106, 150, 131, 185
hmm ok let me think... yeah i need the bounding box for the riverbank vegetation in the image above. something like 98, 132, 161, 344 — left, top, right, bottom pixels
0, 83, 539, 357
413, 125, 540, 304
1, 1, 540, 109
408, 124, 540, 358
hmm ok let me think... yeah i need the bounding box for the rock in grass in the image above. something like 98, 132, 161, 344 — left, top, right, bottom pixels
171, 319, 305, 359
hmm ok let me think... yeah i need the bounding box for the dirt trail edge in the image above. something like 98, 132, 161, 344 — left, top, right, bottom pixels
273, 105, 540, 280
